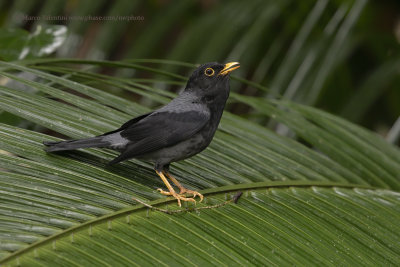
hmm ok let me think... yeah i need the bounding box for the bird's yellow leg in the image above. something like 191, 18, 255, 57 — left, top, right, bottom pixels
164, 171, 203, 202
155, 171, 196, 207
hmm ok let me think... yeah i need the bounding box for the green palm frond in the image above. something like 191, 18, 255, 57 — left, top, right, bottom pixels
0, 59, 399, 265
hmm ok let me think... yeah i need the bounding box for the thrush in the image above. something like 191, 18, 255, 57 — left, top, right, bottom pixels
44, 62, 240, 206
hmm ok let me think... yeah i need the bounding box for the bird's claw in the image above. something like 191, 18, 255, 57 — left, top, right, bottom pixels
178, 188, 204, 203
157, 188, 201, 207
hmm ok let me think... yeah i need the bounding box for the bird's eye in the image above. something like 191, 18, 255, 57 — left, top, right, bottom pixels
204, 68, 215, 76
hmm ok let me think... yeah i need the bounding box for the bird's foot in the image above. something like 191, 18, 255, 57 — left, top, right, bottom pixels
178, 188, 204, 203
157, 188, 197, 207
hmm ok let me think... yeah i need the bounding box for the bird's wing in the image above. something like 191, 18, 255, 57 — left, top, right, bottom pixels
101, 112, 152, 136
108, 110, 210, 164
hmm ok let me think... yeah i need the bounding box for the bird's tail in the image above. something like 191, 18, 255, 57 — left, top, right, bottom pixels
43, 136, 109, 152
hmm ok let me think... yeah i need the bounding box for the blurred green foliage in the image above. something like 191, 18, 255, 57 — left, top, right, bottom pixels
0, 25, 67, 61
0, 0, 399, 141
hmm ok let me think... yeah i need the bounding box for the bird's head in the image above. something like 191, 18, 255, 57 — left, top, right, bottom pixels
185, 62, 240, 100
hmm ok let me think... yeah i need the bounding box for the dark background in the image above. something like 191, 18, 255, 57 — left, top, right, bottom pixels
0, 0, 399, 144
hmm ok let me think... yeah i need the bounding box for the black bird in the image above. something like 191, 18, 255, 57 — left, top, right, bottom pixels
44, 62, 240, 206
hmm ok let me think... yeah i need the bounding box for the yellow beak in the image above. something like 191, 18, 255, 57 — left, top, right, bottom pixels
219, 62, 240, 75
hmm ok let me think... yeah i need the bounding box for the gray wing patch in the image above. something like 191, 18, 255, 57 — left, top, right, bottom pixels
109, 110, 209, 163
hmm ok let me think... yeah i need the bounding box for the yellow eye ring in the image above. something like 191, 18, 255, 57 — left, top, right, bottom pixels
204, 68, 215, 76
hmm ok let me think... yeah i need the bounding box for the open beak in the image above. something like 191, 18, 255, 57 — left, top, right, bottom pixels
219, 62, 240, 75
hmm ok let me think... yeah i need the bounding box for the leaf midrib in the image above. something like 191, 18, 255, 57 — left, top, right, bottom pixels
0, 180, 383, 264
